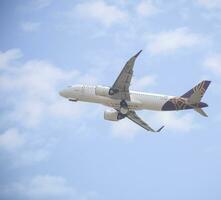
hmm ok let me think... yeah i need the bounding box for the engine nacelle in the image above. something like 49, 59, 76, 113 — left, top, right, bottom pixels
104, 109, 125, 121
95, 85, 110, 97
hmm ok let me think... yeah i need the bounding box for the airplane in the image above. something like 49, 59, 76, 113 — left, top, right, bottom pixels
59, 50, 211, 132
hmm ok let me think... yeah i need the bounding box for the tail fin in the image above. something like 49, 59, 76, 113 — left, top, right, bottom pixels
181, 80, 211, 104
181, 80, 211, 117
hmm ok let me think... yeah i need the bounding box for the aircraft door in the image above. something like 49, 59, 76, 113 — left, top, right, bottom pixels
81, 85, 85, 97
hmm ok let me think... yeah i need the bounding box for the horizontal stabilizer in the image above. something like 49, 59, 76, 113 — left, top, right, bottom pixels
194, 107, 208, 117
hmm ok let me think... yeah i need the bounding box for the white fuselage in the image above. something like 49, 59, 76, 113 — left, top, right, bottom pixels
60, 84, 175, 111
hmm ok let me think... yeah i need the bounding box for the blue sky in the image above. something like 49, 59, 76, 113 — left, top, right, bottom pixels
0, 0, 221, 199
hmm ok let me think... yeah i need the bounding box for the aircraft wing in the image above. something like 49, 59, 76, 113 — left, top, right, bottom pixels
127, 111, 164, 132
110, 50, 142, 100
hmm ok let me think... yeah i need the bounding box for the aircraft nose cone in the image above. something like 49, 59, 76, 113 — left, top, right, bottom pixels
59, 89, 67, 98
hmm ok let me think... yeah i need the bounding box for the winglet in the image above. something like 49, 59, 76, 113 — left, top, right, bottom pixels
156, 126, 165, 132
134, 50, 142, 58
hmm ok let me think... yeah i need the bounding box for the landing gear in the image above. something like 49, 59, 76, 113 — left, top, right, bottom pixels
109, 88, 119, 95
109, 88, 114, 95
117, 113, 125, 120
120, 100, 129, 115
120, 100, 127, 108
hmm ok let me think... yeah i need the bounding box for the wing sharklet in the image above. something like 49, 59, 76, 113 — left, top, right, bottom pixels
157, 126, 165, 132
134, 50, 142, 58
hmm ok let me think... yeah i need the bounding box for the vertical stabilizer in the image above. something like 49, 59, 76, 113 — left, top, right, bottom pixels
181, 80, 211, 104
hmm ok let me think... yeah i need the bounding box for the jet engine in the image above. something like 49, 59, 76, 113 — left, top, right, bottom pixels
95, 85, 110, 97
104, 109, 125, 121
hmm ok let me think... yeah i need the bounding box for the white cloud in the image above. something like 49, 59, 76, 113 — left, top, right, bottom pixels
18, 148, 51, 165
48, 100, 92, 120
25, 175, 75, 197
29, 0, 52, 9
74, 1, 128, 27
0, 175, 96, 200
0, 58, 89, 128
0, 49, 22, 68
0, 129, 25, 152
136, 0, 159, 17
196, 0, 221, 9
21, 21, 41, 32
131, 75, 156, 90
111, 111, 197, 139
0, 48, 100, 165
34, 0, 52, 9
1, 175, 98, 200
18, 0, 52, 12
204, 53, 221, 75
152, 112, 197, 132
146, 27, 203, 54
111, 118, 140, 139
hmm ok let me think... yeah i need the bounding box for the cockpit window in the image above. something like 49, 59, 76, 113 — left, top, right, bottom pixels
71, 84, 82, 91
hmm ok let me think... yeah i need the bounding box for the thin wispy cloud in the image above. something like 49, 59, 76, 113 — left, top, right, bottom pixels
111, 117, 140, 139
0, 48, 100, 165
146, 27, 204, 55
32, 0, 52, 9
0, 128, 25, 152
0, 50, 91, 128
0, 175, 96, 200
196, 0, 221, 9
136, 0, 159, 17
131, 75, 157, 91
21, 21, 41, 32
152, 112, 198, 133
111, 111, 197, 139
0, 49, 22, 68
19, 0, 52, 10
73, 1, 128, 27
204, 53, 221, 75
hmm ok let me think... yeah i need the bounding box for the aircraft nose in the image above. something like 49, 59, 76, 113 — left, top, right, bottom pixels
59, 89, 68, 98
